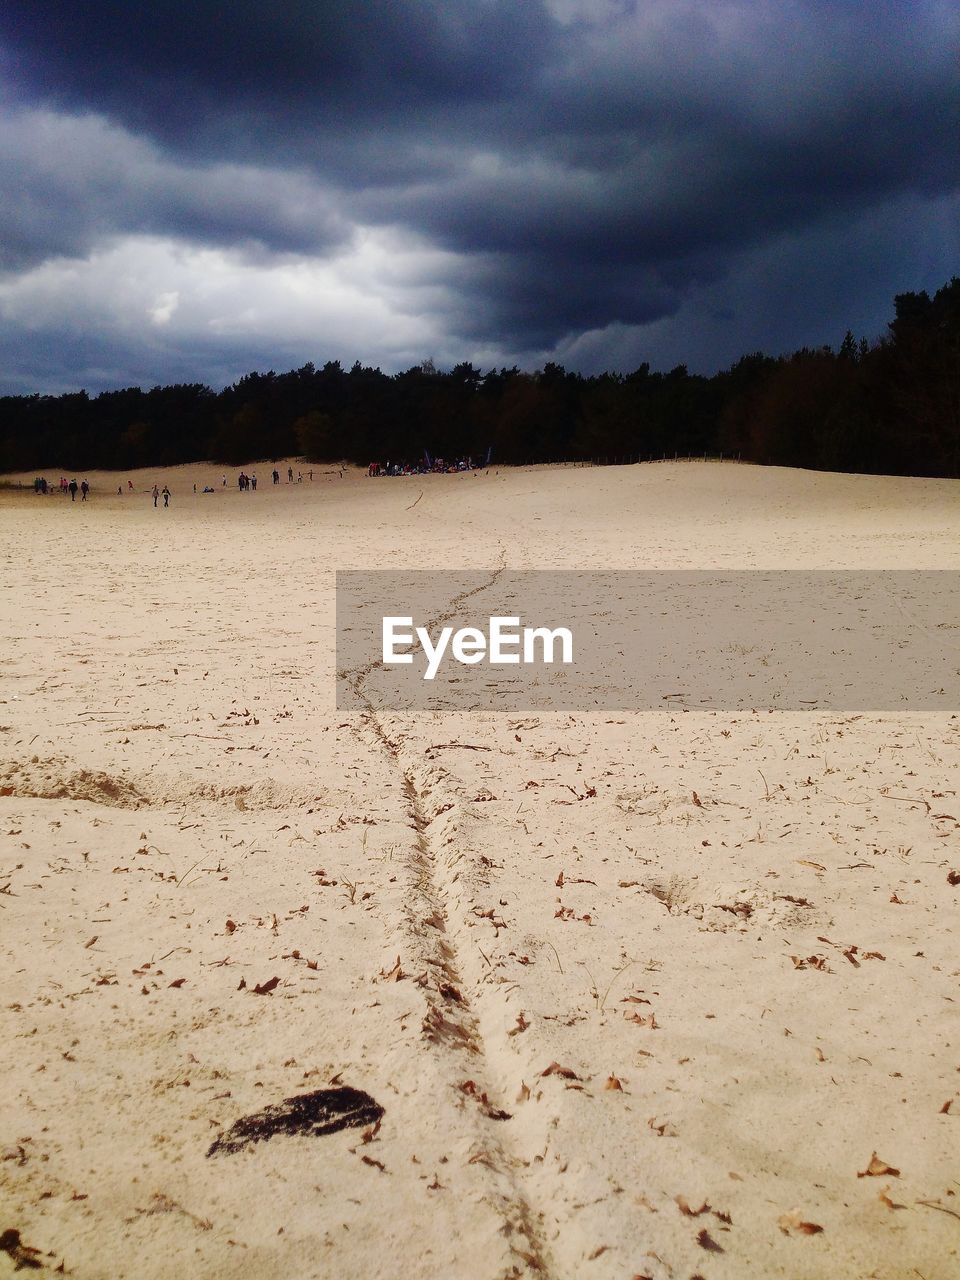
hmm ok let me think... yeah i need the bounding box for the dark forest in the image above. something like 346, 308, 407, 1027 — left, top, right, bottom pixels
2, 278, 958, 477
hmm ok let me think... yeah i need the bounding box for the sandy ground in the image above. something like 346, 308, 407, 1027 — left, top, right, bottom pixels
1, 460, 958, 1280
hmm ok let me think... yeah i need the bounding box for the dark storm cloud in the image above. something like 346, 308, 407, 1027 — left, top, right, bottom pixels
0, 1, 958, 388
345, 1, 960, 335
2, 0, 552, 155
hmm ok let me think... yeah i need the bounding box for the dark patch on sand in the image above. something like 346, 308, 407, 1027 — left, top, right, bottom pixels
207, 1087, 384, 1156
0, 1227, 44, 1270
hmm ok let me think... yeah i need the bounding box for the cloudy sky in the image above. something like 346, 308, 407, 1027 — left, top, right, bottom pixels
1, 1, 958, 394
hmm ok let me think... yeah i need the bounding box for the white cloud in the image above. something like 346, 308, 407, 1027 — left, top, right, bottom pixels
0, 229, 477, 379
149, 290, 179, 326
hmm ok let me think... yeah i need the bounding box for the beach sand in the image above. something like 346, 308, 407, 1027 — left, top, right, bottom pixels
1, 461, 958, 1279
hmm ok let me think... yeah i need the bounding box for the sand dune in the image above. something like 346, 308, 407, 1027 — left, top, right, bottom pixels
1, 461, 958, 1279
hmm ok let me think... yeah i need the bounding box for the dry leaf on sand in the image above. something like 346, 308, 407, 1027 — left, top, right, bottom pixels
778, 1210, 824, 1235
252, 976, 281, 995
857, 1152, 900, 1178
676, 1196, 710, 1217
878, 1186, 907, 1210
540, 1062, 580, 1080
696, 1228, 723, 1251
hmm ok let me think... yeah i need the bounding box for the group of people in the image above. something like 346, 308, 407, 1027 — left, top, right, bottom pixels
367, 456, 480, 476
32, 476, 90, 499
29, 465, 334, 506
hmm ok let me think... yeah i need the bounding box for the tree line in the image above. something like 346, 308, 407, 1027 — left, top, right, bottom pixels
1, 277, 957, 477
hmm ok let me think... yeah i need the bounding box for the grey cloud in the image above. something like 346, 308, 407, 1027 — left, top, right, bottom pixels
0, 111, 352, 271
